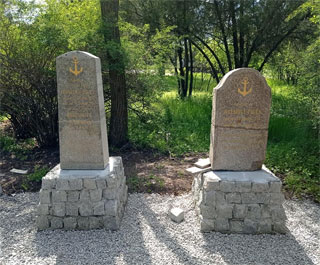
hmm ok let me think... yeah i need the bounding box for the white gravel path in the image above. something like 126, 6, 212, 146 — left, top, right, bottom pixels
0, 192, 319, 265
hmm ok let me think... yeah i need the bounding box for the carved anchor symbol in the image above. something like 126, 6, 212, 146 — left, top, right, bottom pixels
238, 77, 252, 96
69, 57, 83, 76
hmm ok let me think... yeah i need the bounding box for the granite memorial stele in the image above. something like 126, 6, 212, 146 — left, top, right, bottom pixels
37, 51, 127, 230
191, 68, 287, 234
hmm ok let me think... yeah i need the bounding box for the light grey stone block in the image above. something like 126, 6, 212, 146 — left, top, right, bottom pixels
56, 179, 70, 191
216, 204, 233, 219
233, 204, 247, 219
204, 191, 216, 206
96, 179, 107, 189
64, 217, 77, 230
243, 219, 258, 234
261, 205, 271, 218
42, 178, 56, 190
105, 200, 118, 216
169, 207, 184, 223
258, 219, 272, 234
226, 193, 241, 203
215, 218, 229, 232
107, 174, 120, 188
52, 190, 67, 203
38, 204, 49, 215
69, 179, 83, 190
79, 202, 93, 216
269, 193, 285, 205
241, 193, 257, 204
37, 215, 49, 230
80, 190, 90, 201
270, 205, 286, 221
66, 202, 79, 216
52, 203, 65, 217
51, 217, 63, 229
204, 175, 220, 191
200, 205, 216, 219
230, 220, 244, 233
247, 204, 261, 220
67, 191, 80, 202
220, 181, 236, 193
93, 201, 105, 216
90, 189, 102, 202
89, 217, 104, 229
252, 182, 269, 192
235, 181, 252, 193
103, 215, 120, 230
269, 181, 282, 193
215, 191, 226, 204
199, 216, 215, 232
255, 192, 271, 204
39, 190, 51, 204
78, 217, 90, 230
273, 221, 287, 234
83, 179, 97, 190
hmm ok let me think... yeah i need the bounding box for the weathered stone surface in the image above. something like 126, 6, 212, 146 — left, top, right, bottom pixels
56, 179, 70, 190
169, 207, 185, 223
69, 179, 83, 190
209, 68, 271, 171
41, 178, 56, 190
37, 157, 127, 230
56, 51, 109, 170
37, 216, 49, 230
67, 191, 80, 202
64, 217, 77, 230
52, 190, 67, 203
193, 167, 286, 234
51, 217, 63, 229
39, 190, 51, 204
66, 202, 79, 216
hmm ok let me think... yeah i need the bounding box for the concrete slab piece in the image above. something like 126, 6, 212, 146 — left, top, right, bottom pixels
195, 158, 211, 169
186, 167, 211, 174
203, 166, 280, 183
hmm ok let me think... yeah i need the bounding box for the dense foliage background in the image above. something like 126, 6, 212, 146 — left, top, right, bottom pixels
0, 0, 319, 200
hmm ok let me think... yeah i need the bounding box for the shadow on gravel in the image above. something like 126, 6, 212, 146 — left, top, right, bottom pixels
3, 193, 313, 265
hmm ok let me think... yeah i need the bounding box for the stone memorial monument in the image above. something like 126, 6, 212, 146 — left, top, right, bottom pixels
191, 68, 287, 234
37, 51, 127, 230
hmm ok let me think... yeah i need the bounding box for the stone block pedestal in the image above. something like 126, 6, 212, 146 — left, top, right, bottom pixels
37, 157, 127, 231
193, 166, 287, 234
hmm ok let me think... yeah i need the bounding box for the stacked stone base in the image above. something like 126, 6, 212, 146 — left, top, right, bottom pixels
193, 166, 287, 234
37, 157, 127, 231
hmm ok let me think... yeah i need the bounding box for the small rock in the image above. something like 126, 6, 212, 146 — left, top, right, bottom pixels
10, 168, 28, 174
194, 158, 211, 169
0, 185, 2, 196
169, 207, 184, 223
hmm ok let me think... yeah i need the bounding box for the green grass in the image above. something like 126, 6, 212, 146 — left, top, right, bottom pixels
0, 134, 36, 160
129, 77, 320, 201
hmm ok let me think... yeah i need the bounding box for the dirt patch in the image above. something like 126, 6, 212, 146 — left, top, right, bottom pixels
1, 145, 203, 195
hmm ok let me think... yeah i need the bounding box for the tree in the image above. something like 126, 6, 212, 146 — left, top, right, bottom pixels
100, 0, 128, 147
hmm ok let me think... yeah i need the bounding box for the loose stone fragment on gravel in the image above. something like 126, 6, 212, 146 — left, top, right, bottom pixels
10, 168, 29, 174
0, 185, 2, 195
169, 207, 185, 223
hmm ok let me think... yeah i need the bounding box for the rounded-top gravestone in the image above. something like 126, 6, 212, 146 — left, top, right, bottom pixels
56, 51, 109, 170
209, 68, 271, 171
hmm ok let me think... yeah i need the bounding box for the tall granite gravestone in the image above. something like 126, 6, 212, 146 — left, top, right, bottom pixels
209, 68, 271, 171
37, 51, 127, 230
191, 68, 287, 234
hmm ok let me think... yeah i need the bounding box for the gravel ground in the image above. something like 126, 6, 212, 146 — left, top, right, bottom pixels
0, 192, 319, 265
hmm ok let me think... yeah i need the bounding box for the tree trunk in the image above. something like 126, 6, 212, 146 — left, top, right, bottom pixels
183, 38, 189, 98
100, 0, 128, 147
188, 38, 193, 97
177, 46, 185, 98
